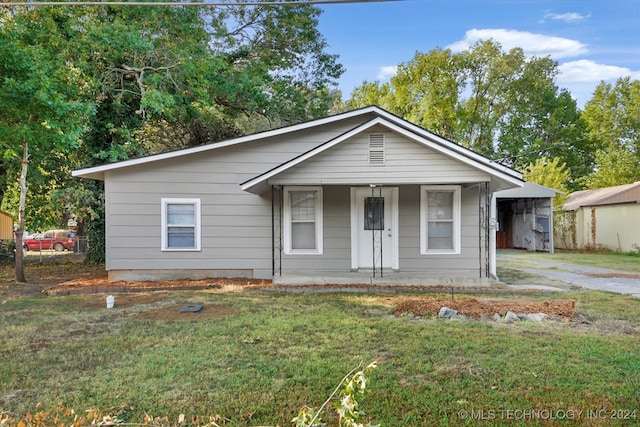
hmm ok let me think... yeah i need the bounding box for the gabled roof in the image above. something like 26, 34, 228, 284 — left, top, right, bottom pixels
564, 181, 640, 211
73, 106, 523, 188
241, 114, 523, 193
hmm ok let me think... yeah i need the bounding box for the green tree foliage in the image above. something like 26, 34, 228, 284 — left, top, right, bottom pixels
1, 2, 343, 266
523, 157, 570, 208
347, 40, 593, 187
582, 77, 640, 188
0, 9, 94, 280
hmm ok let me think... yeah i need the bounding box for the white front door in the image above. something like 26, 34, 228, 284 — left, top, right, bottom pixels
350, 187, 399, 270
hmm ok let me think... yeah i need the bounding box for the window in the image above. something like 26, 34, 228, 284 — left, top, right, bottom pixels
364, 197, 384, 230
283, 187, 323, 254
420, 185, 461, 254
161, 198, 201, 251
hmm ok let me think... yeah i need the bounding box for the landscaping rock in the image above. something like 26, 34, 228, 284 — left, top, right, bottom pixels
523, 313, 548, 322
438, 306, 458, 318
504, 311, 520, 323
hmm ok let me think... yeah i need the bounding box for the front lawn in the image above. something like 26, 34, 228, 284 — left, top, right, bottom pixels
1, 287, 638, 426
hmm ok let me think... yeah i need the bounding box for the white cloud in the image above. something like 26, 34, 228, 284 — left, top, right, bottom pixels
544, 11, 591, 23
558, 59, 640, 83
447, 28, 588, 59
377, 65, 397, 80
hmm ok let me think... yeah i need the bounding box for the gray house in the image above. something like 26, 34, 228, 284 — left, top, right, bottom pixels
73, 107, 523, 286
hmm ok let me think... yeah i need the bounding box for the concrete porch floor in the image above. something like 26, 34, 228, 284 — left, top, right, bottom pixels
272, 270, 493, 287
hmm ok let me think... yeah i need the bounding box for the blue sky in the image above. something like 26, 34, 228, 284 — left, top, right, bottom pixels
317, 0, 640, 107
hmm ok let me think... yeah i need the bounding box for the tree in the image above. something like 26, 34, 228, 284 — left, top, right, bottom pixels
523, 157, 571, 208
582, 77, 640, 188
0, 11, 94, 281
1, 2, 344, 266
347, 40, 592, 185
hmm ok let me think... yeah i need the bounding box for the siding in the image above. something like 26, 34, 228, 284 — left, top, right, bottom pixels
272, 127, 491, 186
567, 204, 640, 252
279, 185, 485, 277
104, 118, 489, 281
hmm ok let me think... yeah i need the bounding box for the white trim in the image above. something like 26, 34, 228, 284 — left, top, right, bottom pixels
283, 186, 323, 255
420, 185, 461, 255
350, 187, 399, 270
74, 106, 524, 188
161, 198, 201, 251
73, 106, 386, 180
241, 116, 523, 193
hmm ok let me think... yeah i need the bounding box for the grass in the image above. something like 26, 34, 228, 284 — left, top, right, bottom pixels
1, 252, 639, 426
1, 285, 639, 426
499, 249, 640, 273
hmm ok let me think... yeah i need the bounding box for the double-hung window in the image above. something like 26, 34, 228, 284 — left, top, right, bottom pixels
283, 186, 323, 254
420, 185, 461, 254
161, 198, 201, 251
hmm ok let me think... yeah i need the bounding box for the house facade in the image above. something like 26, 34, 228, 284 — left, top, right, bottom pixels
555, 181, 640, 252
73, 107, 523, 285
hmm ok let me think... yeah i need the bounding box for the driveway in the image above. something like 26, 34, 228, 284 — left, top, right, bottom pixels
497, 251, 640, 298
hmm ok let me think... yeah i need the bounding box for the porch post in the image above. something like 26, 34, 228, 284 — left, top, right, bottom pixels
489, 193, 498, 279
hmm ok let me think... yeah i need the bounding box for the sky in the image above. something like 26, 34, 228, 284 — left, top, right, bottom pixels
317, 0, 640, 108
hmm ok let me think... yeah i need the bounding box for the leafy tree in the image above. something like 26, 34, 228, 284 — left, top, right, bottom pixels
582, 77, 640, 188
0, 10, 94, 281
1, 2, 344, 266
347, 40, 592, 186
523, 157, 571, 208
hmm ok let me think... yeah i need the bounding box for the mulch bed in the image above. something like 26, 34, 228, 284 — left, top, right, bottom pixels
393, 297, 576, 319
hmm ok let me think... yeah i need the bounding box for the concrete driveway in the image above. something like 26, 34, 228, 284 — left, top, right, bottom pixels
497, 251, 640, 298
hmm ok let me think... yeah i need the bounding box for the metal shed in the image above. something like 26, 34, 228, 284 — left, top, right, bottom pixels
494, 182, 558, 252
556, 181, 640, 252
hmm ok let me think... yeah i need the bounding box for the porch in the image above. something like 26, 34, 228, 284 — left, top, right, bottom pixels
272, 269, 493, 287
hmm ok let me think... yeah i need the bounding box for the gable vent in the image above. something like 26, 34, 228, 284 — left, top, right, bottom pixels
369, 133, 385, 165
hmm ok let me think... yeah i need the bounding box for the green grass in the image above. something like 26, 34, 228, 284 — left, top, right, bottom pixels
1, 289, 639, 427
499, 249, 640, 272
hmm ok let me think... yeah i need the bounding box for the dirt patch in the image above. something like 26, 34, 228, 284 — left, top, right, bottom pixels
47, 276, 272, 295
393, 297, 576, 319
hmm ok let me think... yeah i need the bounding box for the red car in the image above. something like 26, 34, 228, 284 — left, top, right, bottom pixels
23, 230, 77, 252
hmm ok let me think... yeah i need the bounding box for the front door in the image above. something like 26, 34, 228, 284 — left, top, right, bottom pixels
350, 187, 399, 270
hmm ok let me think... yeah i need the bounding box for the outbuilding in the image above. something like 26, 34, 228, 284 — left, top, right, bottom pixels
556, 181, 640, 252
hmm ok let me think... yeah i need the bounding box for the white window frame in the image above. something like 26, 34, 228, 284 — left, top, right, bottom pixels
283, 186, 323, 255
420, 185, 461, 254
161, 198, 201, 251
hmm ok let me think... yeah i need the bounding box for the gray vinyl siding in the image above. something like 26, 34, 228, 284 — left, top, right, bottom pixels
396, 186, 482, 276
277, 185, 483, 276
103, 115, 487, 280
104, 118, 369, 277
272, 127, 491, 186
281, 186, 352, 272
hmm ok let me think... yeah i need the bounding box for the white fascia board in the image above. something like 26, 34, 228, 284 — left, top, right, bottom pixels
73, 106, 383, 180
241, 116, 385, 192
378, 120, 523, 184
242, 115, 523, 192
375, 110, 522, 180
